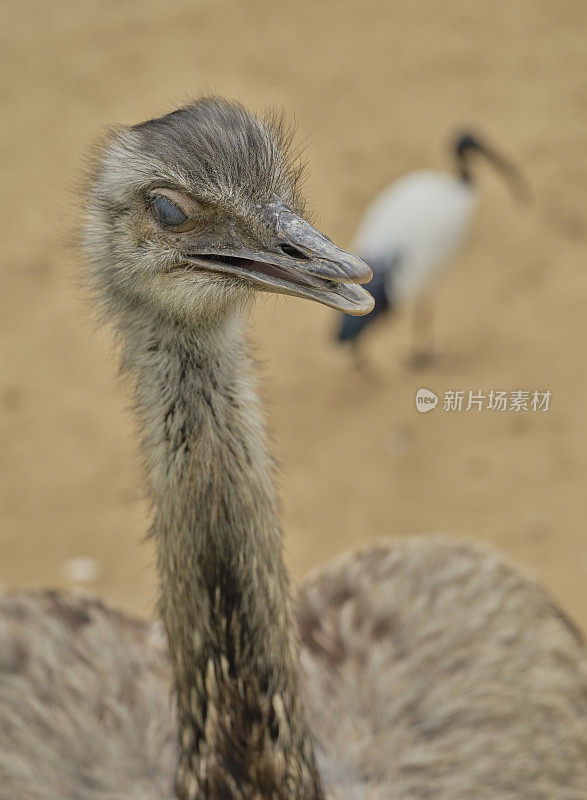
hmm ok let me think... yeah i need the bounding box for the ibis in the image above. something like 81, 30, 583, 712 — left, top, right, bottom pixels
337, 132, 527, 366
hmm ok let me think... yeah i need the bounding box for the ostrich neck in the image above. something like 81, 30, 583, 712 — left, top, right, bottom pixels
122, 311, 323, 800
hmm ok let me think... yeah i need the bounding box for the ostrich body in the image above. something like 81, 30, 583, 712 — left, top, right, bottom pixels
337, 133, 525, 364
1, 101, 587, 799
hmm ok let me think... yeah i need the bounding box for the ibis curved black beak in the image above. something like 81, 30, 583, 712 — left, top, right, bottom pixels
457, 133, 530, 204
182, 196, 374, 315
478, 143, 530, 204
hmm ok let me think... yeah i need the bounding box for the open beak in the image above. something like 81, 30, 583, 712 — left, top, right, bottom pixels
182, 196, 374, 315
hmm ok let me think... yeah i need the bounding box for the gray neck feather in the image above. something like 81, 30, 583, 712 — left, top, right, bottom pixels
118, 308, 323, 799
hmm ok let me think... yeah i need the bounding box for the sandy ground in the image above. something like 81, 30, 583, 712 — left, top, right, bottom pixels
1, 0, 587, 629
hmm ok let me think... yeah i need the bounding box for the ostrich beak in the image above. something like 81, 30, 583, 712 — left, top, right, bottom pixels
183, 197, 374, 316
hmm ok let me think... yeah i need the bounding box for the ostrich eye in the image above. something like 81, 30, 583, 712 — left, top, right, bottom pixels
151, 195, 189, 228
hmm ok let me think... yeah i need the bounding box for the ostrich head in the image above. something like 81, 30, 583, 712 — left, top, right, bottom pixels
85, 97, 373, 326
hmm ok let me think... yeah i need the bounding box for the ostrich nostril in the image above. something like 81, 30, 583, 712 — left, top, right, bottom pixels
280, 243, 309, 260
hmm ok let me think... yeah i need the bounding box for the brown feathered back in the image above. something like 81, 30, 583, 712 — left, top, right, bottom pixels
2, 537, 587, 799
298, 537, 587, 799
0, 591, 176, 800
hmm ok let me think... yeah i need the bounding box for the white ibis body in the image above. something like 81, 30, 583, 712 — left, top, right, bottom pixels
338, 133, 525, 364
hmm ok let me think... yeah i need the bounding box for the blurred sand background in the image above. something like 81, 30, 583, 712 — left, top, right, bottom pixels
1, 0, 587, 627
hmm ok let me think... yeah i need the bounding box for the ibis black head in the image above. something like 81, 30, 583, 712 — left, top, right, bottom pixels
454, 132, 486, 182
455, 133, 482, 161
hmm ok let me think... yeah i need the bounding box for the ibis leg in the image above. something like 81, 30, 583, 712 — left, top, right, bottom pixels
409, 299, 436, 368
